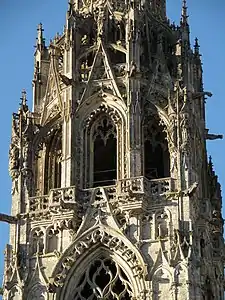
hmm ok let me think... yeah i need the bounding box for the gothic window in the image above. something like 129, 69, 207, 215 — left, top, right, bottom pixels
108, 47, 126, 65
155, 212, 169, 239
30, 228, 44, 255
108, 18, 125, 43
46, 227, 60, 253
73, 257, 132, 299
144, 118, 170, 180
79, 51, 95, 81
44, 128, 62, 194
28, 285, 47, 300
174, 264, 188, 298
142, 215, 153, 240
152, 269, 171, 300
92, 117, 117, 187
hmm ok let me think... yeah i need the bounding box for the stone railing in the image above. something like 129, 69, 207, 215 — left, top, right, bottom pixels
28, 186, 76, 213
28, 177, 176, 213
116, 176, 175, 198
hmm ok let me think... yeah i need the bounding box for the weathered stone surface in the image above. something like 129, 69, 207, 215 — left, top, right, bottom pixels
1, 0, 224, 299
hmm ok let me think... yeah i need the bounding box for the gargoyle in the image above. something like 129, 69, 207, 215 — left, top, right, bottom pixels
59, 73, 72, 86
183, 182, 198, 197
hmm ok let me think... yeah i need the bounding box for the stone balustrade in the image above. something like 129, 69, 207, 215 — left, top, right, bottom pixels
116, 176, 175, 198
28, 177, 175, 213
28, 186, 77, 213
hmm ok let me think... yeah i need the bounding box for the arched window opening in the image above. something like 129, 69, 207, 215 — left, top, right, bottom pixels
108, 18, 125, 43
46, 227, 60, 253
152, 269, 170, 300
74, 256, 132, 299
79, 51, 95, 81
92, 117, 117, 187
30, 228, 44, 255
108, 47, 126, 65
144, 119, 170, 180
44, 128, 62, 194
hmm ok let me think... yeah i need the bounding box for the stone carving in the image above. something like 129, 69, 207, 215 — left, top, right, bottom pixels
8, 286, 22, 300
9, 143, 19, 173
3, 1, 224, 300
27, 285, 47, 300
152, 269, 171, 300
52, 226, 146, 287
70, 256, 133, 299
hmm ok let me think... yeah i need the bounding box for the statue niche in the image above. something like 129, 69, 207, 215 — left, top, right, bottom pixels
144, 117, 170, 180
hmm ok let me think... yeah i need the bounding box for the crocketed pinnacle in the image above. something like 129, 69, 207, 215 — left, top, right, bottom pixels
194, 37, 200, 55
20, 89, 27, 107
181, 0, 189, 26
36, 23, 45, 51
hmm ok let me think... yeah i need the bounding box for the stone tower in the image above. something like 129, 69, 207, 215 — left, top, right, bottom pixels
1, 0, 224, 299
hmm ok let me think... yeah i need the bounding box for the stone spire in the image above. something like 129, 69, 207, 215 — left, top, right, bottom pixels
1, 1, 224, 300
180, 0, 190, 47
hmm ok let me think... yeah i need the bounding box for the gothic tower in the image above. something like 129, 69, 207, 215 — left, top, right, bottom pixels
1, 0, 224, 299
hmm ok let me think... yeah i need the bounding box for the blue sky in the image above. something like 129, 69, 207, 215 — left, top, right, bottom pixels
0, 0, 224, 288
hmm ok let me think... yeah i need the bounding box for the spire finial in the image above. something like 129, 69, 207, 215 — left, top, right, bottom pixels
36, 23, 45, 50
208, 155, 214, 176
181, 0, 188, 25
68, 0, 75, 14
20, 89, 27, 106
194, 37, 200, 55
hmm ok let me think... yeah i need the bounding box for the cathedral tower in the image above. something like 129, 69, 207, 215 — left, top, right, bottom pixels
1, 0, 224, 299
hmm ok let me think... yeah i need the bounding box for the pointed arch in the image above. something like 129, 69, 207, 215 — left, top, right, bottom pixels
29, 227, 45, 256
143, 113, 170, 180
75, 94, 127, 187
62, 248, 135, 300
27, 283, 47, 300
91, 115, 117, 186
152, 267, 172, 300
51, 225, 147, 299
154, 208, 172, 239
44, 126, 62, 193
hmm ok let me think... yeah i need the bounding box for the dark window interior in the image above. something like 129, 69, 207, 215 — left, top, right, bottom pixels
144, 121, 170, 180
75, 257, 132, 299
93, 118, 117, 187
44, 130, 62, 193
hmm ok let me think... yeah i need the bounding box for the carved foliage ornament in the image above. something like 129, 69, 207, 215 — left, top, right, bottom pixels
52, 227, 146, 288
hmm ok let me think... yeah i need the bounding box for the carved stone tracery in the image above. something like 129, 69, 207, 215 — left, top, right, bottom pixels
72, 256, 133, 300
4, 1, 224, 300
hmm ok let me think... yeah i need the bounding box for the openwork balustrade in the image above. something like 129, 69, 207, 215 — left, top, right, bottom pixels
116, 176, 175, 198
28, 186, 77, 213
28, 177, 176, 213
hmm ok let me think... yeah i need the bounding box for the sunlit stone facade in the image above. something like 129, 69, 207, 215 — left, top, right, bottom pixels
1, 0, 224, 299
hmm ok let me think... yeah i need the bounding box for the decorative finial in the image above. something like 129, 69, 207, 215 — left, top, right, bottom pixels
181, 0, 188, 25
19, 89, 28, 112
208, 155, 214, 176
36, 23, 45, 50
21, 90, 27, 106
68, 0, 75, 15
194, 37, 200, 55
